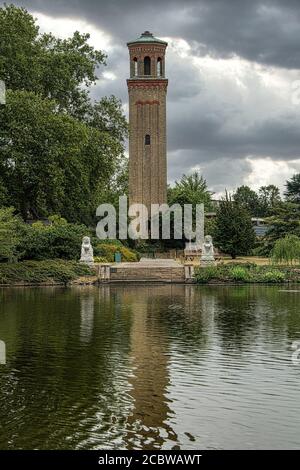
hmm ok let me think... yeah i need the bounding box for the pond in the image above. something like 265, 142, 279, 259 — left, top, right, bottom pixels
0, 285, 300, 450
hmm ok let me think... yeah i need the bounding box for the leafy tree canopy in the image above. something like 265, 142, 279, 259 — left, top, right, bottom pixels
168, 172, 214, 211
233, 185, 260, 216
258, 185, 281, 216
213, 192, 256, 259
0, 4, 106, 116
264, 201, 300, 251
0, 207, 22, 261
0, 5, 128, 224
233, 184, 281, 217
284, 173, 300, 204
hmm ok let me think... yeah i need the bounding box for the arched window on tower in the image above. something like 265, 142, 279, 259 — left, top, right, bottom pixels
144, 56, 151, 75
145, 134, 151, 145
133, 57, 138, 76
157, 57, 162, 77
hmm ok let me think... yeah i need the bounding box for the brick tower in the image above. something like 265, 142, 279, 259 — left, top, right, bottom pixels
127, 31, 168, 212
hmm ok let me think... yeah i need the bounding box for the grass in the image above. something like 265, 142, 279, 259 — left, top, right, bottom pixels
0, 260, 93, 285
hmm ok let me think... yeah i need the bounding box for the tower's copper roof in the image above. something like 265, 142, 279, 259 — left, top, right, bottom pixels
127, 31, 167, 46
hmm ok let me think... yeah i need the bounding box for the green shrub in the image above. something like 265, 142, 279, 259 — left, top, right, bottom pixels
261, 270, 286, 283
194, 266, 219, 283
229, 266, 249, 282
18, 219, 88, 260
194, 264, 289, 284
0, 260, 92, 285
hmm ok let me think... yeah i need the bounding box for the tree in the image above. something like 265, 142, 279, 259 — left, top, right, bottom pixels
284, 174, 300, 204
0, 90, 125, 223
0, 207, 22, 261
258, 185, 281, 216
233, 185, 260, 216
213, 192, 255, 259
0, 5, 128, 224
168, 172, 214, 210
264, 202, 300, 251
0, 4, 106, 116
272, 235, 300, 265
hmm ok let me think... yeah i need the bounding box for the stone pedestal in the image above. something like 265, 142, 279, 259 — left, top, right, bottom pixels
200, 235, 216, 267
200, 259, 216, 267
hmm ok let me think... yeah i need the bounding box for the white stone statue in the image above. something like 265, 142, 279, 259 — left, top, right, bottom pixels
80, 236, 94, 264
200, 235, 216, 266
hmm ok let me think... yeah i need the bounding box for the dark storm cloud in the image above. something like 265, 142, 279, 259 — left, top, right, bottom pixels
4, 0, 300, 190
14, 0, 300, 69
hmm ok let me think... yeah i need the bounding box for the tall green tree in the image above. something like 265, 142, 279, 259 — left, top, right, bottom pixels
233, 184, 281, 217
284, 174, 300, 204
0, 90, 125, 223
168, 172, 213, 210
0, 207, 22, 261
233, 185, 260, 216
0, 4, 106, 116
258, 185, 281, 216
0, 5, 128, 223
214, 192, 255, 259
264, 202, 300, 251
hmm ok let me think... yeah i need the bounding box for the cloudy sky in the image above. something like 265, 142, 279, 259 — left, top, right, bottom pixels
6, 0, 300, 195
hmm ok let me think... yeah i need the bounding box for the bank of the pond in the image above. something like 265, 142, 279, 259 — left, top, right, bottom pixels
1, 260, 300, 287
194, 263, 300, 284
0, 260, 94, 286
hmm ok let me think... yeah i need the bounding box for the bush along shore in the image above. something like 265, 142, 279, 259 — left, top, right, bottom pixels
194, 263, 300, 284
0, 260, 93, 286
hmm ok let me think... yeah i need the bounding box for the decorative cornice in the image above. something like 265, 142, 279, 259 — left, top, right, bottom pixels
127, 79, 168, 90
128, 45, 166, 54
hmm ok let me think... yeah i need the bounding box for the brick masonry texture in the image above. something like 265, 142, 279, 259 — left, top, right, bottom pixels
127, 38, 168, 212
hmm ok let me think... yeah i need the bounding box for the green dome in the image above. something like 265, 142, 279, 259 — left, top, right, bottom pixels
127, 31, 167, 46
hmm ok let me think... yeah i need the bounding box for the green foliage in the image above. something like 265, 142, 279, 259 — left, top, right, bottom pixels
193, 266, 219, 283
0, 260, 92, 285
168, 172, 214, 210
204, 217, 216, 236
213, 192, 256, 259
271, 235, 300, 265
261, 270, 285, 283
18, 219, 88, 260
230, 266, 249, 281
0, 4, 106, 115
233, 185, 261, 216
165, 172, 213, 250
0, 5, 128, 224
195, 263, 289, 284
0, 209, 137, 263
264, 202, 300, 252
93, 243, 138, 262
0, 90, 125, 223
284, 173, 300, 204
0, 207, 22, 262
258, 185, 281, 216
233, 184, 281, 217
